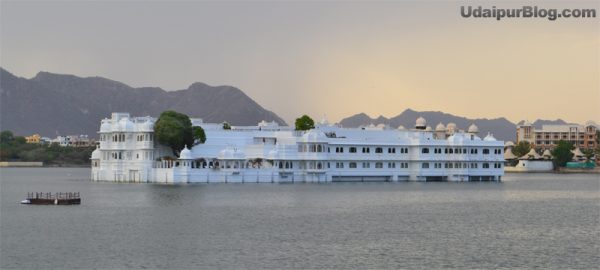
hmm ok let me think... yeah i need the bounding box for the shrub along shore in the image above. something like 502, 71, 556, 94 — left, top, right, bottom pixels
0, 131, 94, 167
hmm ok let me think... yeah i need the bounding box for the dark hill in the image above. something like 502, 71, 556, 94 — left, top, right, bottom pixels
0, 68, 286, 137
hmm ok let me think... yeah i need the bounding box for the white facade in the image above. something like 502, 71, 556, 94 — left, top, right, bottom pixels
505, 160, 554, 172
91, 112, 505, 183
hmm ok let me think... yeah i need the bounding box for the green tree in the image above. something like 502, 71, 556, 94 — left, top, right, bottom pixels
295, 115, 315, 131
154, 111, 194, 156
193, 126, 206, 144
0, 130, 14, 143
581, 148, 594, 161
13, 136, 26, 145
551, 140, 574, 169
512, 141, 531, 157
222, 122, 231, 130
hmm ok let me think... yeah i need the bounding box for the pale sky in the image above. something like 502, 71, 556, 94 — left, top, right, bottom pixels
2, 1, 599, 125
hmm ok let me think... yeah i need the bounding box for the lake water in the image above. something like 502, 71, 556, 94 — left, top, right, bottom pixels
1, 168, 598, 269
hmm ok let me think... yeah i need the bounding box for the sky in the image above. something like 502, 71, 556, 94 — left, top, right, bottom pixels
1, 1, 599, 125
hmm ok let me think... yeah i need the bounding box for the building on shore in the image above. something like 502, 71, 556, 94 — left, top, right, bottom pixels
516, 121, 598, 150
25, 134, 41, 144
51, 135, 95, 147
91, 113, 505, 183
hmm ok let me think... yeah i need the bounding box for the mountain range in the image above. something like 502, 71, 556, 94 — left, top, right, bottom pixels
0, 68, 285, 138
1, 68, 575, 142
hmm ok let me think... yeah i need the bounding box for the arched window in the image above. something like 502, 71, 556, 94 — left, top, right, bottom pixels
421, 148, 429, 154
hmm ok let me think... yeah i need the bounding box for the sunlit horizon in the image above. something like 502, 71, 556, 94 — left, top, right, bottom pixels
2, 1, 598, 125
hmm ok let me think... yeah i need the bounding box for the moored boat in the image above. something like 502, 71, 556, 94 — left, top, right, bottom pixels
22, 192, 81, 205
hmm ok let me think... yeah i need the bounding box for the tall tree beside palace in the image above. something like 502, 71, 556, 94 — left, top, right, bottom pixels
154, 111, 194, 156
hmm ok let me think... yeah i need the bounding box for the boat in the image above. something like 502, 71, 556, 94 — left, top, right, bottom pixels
22, 192, 81, 205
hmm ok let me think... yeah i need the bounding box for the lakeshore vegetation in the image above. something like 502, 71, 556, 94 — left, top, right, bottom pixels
0, 131, 94, 166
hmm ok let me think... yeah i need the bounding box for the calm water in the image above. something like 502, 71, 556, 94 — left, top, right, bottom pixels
1, 168, 599, 269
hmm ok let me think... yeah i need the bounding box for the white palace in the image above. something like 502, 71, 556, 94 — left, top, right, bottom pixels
91, 113, 504, 183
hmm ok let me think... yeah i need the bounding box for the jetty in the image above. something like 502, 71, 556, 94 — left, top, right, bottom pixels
22, 192, 81, 205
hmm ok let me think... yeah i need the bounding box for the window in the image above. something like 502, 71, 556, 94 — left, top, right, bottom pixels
483, 149, 490, 154
349, 147, 357, 153
362, 162, 370, 168
471, 163, 477, 169
375, 162, 383, 168
349, 162, 357, 168
483, 163, 490, 169
421, 148, 429, 154
362, 147, 370, 153
400, 162, 409, 168
388, 162, 396, 168
375, 147, 383, 153
388, 148, 396, 154
421, 163, 429, 169
336, 162, 344, 168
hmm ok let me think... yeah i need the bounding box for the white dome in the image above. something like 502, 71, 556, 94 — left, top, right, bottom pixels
542, 149, 552, 158
302, 129, 328, 142
425, 126, 433, 131
139, 120, 154, 132
571, 148, 584, 157
397, 125, 406, 130
446, 122, 457, 130
179, 146, 192, 160
468, 124, 479, 133
320, 115, 329, 125
483, 133, 496, 141
100, 120, 111, 133
415, 117, 426, 127
446, 134, 464, 143
218, 147, 244, 159
219, 148, 234, 159
91, 148, 101, 159
521, 148, 541, 159
118, 118, 134, 132
435, 123, 445, 131
504, 141, 515, 147
504, 148, 517, 160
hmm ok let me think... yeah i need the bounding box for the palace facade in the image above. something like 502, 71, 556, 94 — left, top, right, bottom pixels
91, 113, 504, 183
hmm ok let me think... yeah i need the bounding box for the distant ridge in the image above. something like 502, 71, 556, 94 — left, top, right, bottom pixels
338, 109, 574, 142
0, 68, 286, 137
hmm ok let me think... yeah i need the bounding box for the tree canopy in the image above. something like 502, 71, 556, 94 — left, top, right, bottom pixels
295, 115, 315, 131
0, 130, 93, 165
154, 111, 194, 156
551, 140, 574, 168
193, 126, 206, 144
512, 141, 531, 157
222, 122, 231, 130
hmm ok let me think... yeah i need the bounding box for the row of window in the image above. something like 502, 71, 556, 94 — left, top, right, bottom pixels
423, 162, 502, 169
535, 140, 590, 146
335, 162, 409, 169
308, 146, 412, 154
101, 151, 153, 161
99, 133, 153, 142
422, 148, 502, 155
